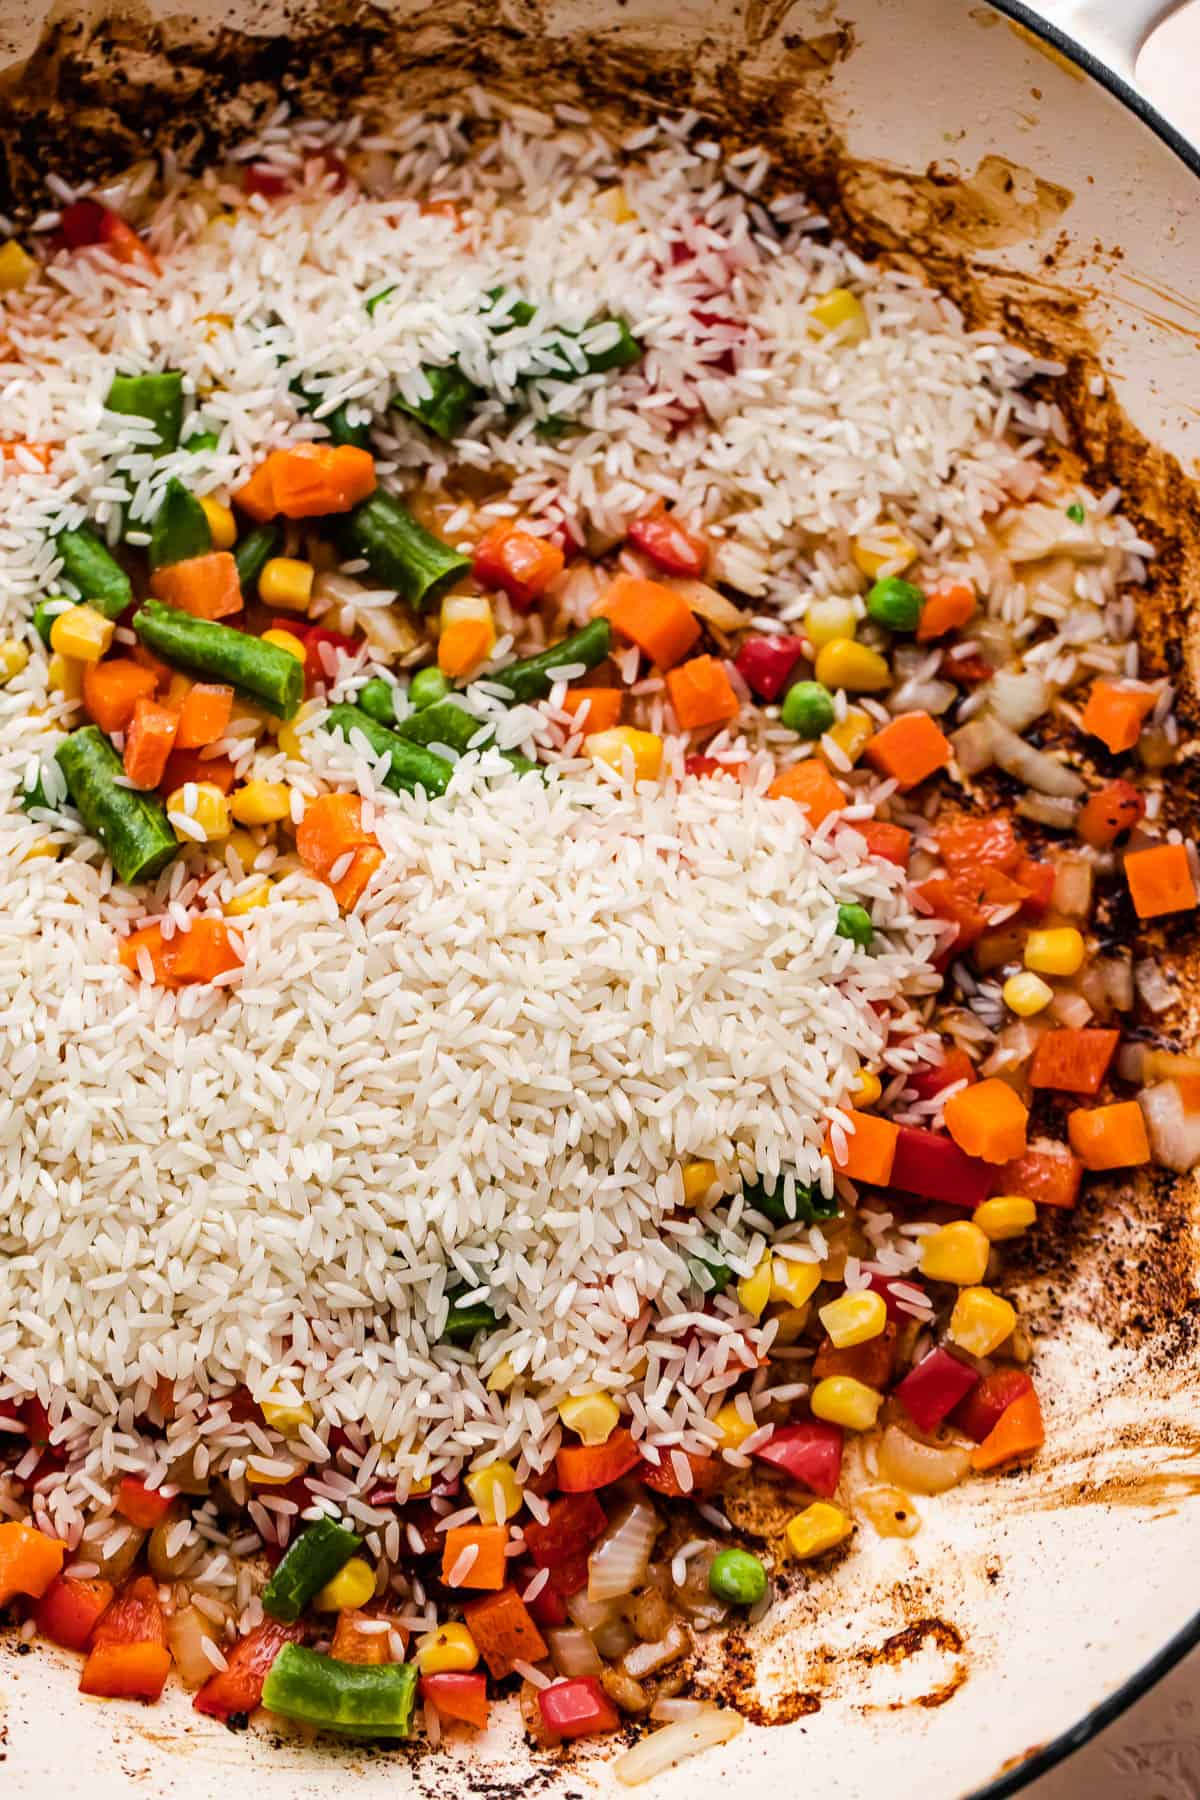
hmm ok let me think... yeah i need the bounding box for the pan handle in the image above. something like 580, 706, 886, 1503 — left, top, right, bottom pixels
1049, 0, 1185, 82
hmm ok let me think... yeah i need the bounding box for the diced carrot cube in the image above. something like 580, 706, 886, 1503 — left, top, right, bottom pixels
82, 659, 159, 735
123, 697, 179, 790
1068, 1100, 1150, 1171
441, 1525, 508, 1590
864, 711, 952, 790
604, 574, 701, 670
1125, 843, 1197, 919
768, 759, 846, 826
827, 1110, 899, 1186
560, 688, 623, 733
150, 551, 242, 620
665, 654, 741, 732
174, 683, 233, 750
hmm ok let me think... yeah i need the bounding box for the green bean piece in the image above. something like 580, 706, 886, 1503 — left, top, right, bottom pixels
489, 619, 612, 705
262, 1645, 417, 1739
339, 492, 471, 612
32, 597, 72, 647
483, 287, 538, 331
407, 667, 450, 710
233, 523, 282, 597
391, 698, 537, 777
391, 364, 480, 441
55, 528, 132, 620
291, 378, 372, 451
326, 705, 454, 797
442, 1286, 498, 1345
55, 727, 178, 886
540, 317, 643, 378
133, 600, 304, 719
356, 678, 398, 725
708, 1549, 767, 1607
866, 576, 923, 634
148, 478, 212, 571
104, 372, 184, 453
20, 763, 56, 814
741, 1170, 839, 1229
183, 429, 220, 453
836, 902, 874, 948
262, 1518, 362, 1624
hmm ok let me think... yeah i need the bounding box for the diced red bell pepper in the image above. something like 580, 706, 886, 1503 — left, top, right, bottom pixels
951, 1369, 1034, 1443
1015, 857, 1055, 916
752, 1420, 843, 1499
472, 522, 565, 612
303, 626, 362, 690
639, 1449, 725, 1499
812, 1321, 898, 1389
522, 1492, 607, 1568
936, 813, 1022, 873
80, 1576, 169, 1701
115, 1475, 174, 1531
865, 1269, 928, 1321
992, 1146, 1082, 1210
627, 508, 708, 578
1077, 779, 1145, 850
907, 1047, 977, 1103
858, 819, 912, 867
939, 647, 994, 686
890, 1125, 993, 1208
895, 1348, 980, 1433
243, 163, 291, 198
36, 1574, 114, 1651
538, 1676, 620, 1740
421, 1671, 490, 1728
59, 200, 159, 274
733, 635, 807, 702
554, 1428, 641, 1493
1029, 1028, 1120, 1096
524, 1553, 590, 1628
194, 1616, 305, 1720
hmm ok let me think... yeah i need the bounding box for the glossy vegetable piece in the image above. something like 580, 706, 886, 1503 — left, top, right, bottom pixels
120, 917, 241, 988
1124, 843, 1197, 919
392, 361, 480, 440
150, 550, 243, 620
916, 582, 975, 641
0, 1520, 65, 1605
752, 1420, 844, 1498
811, 1320, 898, 1389
936, 812, 1021, 872
1077, 779, 1144, 849
639, 1449, 725, 1499
56, 726, 178, 885
147, 477, 212, 570
603, 573, 700, 669
441, 1524, 508, 1590
420, 1671, 489, 1728
538, 1676, 620, 1740
134, 600, 304, 718
262, 1643, 418, 1738
462, 1587, 549, 1679
105, 371, 182, 450
561, 687, 623, 733
472, 521, 565, 611
951, 1368, 1034, 1443
60, 199, 160, 273
857, 819, 912, 867
35, 1574, 114, 1651
628, 507, 708, 577
82, 659, 158, 734
233, 522, 283, 596
262, 1517, 362, 1623
491, 619, 613, 704
1029, 1028, 1119, 1095
339, 491, 471, 611
864, 712, 957, 788
174, 683, 233, 750
767, 759, 845, 824
325, 705, 454, 797
733, 635, 806, 701
943, 1078, 1028, 1164
667, 654, 740, 732
123, 696, 178, 790
1080, 679, 1156, 754
235, 444, 376, 521
79, 1575, 169, 1702
555, 1428, 642, 1492
994, 1145, 1082, 1210
523, 1493, 607, 1568
890, 1125, 993, 1208
194, 1616, 306, 1720
970, 1386, 1044, 1471
827, 1109, 898, 1186
1068, 1101, 1151, 1170
55, 526, 133, 619
740, 1168, 838, 1227
115, 1476, 173, 1530
894, 1347, 980, 1433
708, 1548, 767, 1606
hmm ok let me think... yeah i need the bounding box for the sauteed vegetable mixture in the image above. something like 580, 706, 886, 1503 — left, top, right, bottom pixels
0, 97, 1195, 1775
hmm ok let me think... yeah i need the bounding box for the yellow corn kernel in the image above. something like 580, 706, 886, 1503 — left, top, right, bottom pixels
166, 781, 231, 844
246, 1459, 302, 1486
415, 1623, 479, 1674
262, 628, 308, 663
769, 1256, 822, 1310
919, 1220, 991, 1286
1003, 971, 1053, 1017
810, 1375, 882, 1432
947, 1286, 1018, 1359
275, 704, 316, 762
558, 1391, 620, 1447
586, 727, 663, 782
682, 1160, 719, 1206
808, 287, 868, 342
785, 1501, 851, 1560
259, 557, 315, 612
973, 1195, 1037, 1241
0, 240, 37, 291
230, 780, 291, 826
22, 838, 59, 862
1024, 928, 1085, 977
440, 590, 495, 634
769, 1303, 811, 1344
737, 1253, 773, 1319
486, 1355, 517, 1394
0, 639, 29, 683
225, 880, 272, 916
814, 637, 891, 694
804, 597, 859, 650
852, 524, 917, 579
47, 652, 85, 700
260, 1396, 314, 1434
464, 1460, 523, 1524
818, 1289, 888, 1349
711, 1402, 757, 1451
198, 494, 237, 551
819, 706, 874, 769
314, 1556, 376, 1613
49, 604, 114, 664
853, 1068, 882, 1107
595, 186, 636, 224
225, 828, 265, 867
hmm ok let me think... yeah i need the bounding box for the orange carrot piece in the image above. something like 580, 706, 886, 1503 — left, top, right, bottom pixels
79, 1640, 172, 1702
0, 1520, 65, 1606
440, 1525, 509, 1591
161, 749, 236, 794
462, 1588, 548, 1679
82, 659, 159, 735
119, 924, 183, 988
233, 461, 278, 523
150, 551, 242, 621
123, 697, 179, 791
234, 445, 376, 522
174, 683, 234, 750
1067, 1100, 1150, 1171
767, 759, 846, 826
561, 688, 623, 733
296, 793, 379, 908
1124, 843, 1197, 919
916, 582, 975, 642
943, 1077, 1028, 1164
864, 711, 952, 790
1080, 679, 1156, 755
665, 654, 740, 732
827, 1109, 899, 1186
166, 917, 241, 984
438, 618, 493, 680
604, 573, 701, 670
1, 441, 55, 472
970, 1386, 1044, 1471
330, 1610, 405, 1665
130, 642, 174, 690
330, 842, 384, 911
1077, 779, 1144, 850
1029, 1028, 1119, 1096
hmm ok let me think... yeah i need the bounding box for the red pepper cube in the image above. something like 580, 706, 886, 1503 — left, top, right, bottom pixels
951, 1369, 1034, 1443
752, 1420, 843, 1499
522, 1493, 607, 1568
890, 1125, 993, 1208
895, 1347, 980, 1433
473, 522, 565, 612
627, 508, 709, 579
115, 1476, 173, 1531
734, 635, 807, 702
538, 1676, 620, 1740
865, 1270, 928, 1321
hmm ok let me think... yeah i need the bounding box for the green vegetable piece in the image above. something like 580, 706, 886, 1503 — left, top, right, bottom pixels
33, 597, 72, 647
291, 378, 372, 451
390, 697, 537, 777
133, 600, 304, 719
741, 1171, 839, 1229
262, 1518, 362, 1624
483, 287, 538, 331
340, 492, 471, 612
836, 902, 874, 948
104, 372, 184, 453
866, 576, 923, 634
262, 1644, 417, 1739
708, 1548, 767, 1607
1066, 501, 1085, 524
780, 680, 836, 740
489, 619, 612, 706
55, 727, 178, 886
364, 284, 396, 318
581, 316, 643, 374
391, 364, 480, 441
688, 1242, 733, 1295
356, 678, 398, 724
325, 704, 453, 797
233, 523, 283, 597
407, 667, 451, 710
20, 763, 55, 814
55, 528, 132, 620
148, 478, 212, 571
443, 1286, 498, 1345
184, 429, 220, 453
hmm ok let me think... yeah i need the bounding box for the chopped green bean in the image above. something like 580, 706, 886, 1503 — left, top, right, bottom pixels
390, 697, 537, 777
364, 284, 396, 318
148, 478, 212, 571
741, 1170, 839, 1228
55, 727, 178, 886
339, 492, 471, 612
262, 1645, 417, 1739
133, 600, 304, 719
325, 705, 453, 797
55, 528, 132, 620
489, 619, 612, 705
407, 667, 450, 710
356, 678, 397, 725
688, 1241, 733, 1295
442, 1287, 498, 1345
104, 372, 184, 453
483, 287, 538, 331
233, 523, 282, 597
391, 364, 480, 441
291, 378, 372, 450
32, 597, 72, 647
262, 1518, 362, 1624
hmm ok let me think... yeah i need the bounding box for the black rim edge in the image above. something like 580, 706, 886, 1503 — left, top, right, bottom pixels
959, 3, 1200, 1795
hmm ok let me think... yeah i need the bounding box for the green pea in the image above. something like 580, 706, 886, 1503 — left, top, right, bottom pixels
408, 666, 451, 709
357, 678, 397, 725
708, 1548, 767, 1606
1066, 501, 1085, 524
836, 902, 874, 947
866, 576, 923, 633
780, 680, 835, 739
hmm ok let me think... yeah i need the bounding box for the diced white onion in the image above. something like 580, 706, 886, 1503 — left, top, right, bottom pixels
665, 579, 748, 633
546, 1625, 603, 1679
989, 668, 1049, 733
588, 1499, 660, 1602
888, 677, 957, 717
1051, 856, 1093, 918
989, 723, 1085, 798
1048, 990, 1092, 1030
1135, 960, 1175, 1014
1015, 792, 1080, 829
877, 1425, 971, 1495
951, 717, 996, 777
1139, 1083, 1200, 1174
614, 1708, 744, 1788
